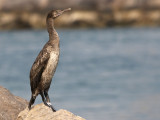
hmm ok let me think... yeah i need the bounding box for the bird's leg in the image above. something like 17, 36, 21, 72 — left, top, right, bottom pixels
44, 90, 56, 112
28, 94, 37, 110
40, 92, 49, 106
40, 92, 46, 103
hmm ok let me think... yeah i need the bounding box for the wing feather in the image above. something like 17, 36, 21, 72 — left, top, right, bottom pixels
30, 48, 50, 92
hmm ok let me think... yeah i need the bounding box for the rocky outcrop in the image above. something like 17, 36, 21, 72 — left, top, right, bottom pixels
17, 103, 85, 120
0, 86, 28, 120
0, 86, 85, 120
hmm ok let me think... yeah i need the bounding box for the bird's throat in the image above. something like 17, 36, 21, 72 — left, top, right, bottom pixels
46, 18, 58, 41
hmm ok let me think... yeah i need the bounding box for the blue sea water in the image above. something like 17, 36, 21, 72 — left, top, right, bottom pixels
0, 28, 160, 120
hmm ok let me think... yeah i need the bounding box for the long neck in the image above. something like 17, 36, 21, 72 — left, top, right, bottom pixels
46, 18, 59, 41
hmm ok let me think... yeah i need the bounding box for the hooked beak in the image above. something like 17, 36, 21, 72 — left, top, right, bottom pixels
55, 8, 71, 18
62, 8, 71, 12
59, 8, 71, 15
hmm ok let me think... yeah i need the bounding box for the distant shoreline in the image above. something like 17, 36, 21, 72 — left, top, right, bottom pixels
0, 9, 160, 30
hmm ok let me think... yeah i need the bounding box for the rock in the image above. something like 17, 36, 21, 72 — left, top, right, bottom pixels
1, 0, 160, 29
1, 0, 160, 11
17, 103, 85, 120
0, 86, 28, 120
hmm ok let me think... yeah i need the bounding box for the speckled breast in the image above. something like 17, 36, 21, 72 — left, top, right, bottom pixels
41, 51, 59, 88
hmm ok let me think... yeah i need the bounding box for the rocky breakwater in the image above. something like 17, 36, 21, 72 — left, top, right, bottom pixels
0, 86, 28, 120
1, 9, 160, 30
1, 0, 160, 29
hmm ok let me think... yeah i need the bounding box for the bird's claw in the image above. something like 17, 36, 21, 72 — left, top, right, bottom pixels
44, 102, 56, 112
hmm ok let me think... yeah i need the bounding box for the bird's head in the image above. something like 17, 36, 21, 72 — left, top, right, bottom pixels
47, 8, 71, 19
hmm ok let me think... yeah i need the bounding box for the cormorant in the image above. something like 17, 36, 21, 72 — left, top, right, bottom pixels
28, 8, 71, 112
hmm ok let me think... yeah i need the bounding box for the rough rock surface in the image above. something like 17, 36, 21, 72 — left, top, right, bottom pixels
17, 103, 85, 120
0, 86, 28, 120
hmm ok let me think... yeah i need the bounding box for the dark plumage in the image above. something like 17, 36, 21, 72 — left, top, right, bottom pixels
28, 8, 71, 112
